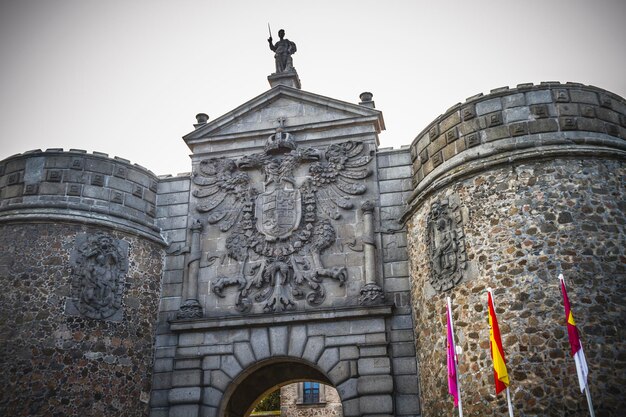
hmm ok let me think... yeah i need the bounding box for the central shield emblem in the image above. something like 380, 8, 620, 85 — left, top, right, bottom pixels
256, 186, 302, 240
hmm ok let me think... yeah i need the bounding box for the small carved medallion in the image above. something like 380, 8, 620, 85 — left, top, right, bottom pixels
66, 232, 129, 321
426, 198, 467, 292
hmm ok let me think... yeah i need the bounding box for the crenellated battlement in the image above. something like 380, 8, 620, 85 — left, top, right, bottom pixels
406, 82, 626, 217
0, 149, 164, 243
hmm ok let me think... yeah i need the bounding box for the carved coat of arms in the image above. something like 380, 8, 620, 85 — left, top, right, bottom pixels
192, 127, 372, 313
66, 232, 129, 321
425, 199, 467, 292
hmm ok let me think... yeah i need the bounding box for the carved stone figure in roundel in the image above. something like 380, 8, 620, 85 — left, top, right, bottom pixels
425, 198, 467, 292
66, 232, 129, 321
192, 125, 372, 313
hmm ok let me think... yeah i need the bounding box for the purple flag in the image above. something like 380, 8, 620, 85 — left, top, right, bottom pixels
447, 301, 459, 407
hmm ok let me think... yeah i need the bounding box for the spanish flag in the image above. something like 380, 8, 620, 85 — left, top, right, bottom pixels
559, 274, 589, 393
487, 290, 510, 394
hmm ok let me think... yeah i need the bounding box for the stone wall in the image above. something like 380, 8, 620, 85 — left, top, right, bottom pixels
376, 146, 420, 415
0, 150, 166, 416
405, 83, 626, 416
0, 223, 163, 416
280, 383, 343, 416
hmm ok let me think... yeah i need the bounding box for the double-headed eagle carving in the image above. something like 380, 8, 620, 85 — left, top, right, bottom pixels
192, 127, 372, 313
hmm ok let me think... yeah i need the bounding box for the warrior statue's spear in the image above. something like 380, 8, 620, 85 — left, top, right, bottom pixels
268, 23, 272, 39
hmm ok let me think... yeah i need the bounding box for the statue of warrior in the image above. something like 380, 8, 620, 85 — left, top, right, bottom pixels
268, 28, 297, 73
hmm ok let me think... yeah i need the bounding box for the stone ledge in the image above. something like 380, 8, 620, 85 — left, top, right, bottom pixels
169, 304, 393, 332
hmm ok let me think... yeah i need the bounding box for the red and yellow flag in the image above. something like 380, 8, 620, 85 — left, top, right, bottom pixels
487, 290, 510, 394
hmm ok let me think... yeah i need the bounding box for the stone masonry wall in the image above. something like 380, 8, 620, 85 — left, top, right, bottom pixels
280, 383, 343, 417
0, 222, 163, 416
376, 146, 420, 416
407, 158, 626, 416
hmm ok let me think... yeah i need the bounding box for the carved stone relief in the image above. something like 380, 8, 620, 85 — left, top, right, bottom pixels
66, 232, 129, 321
425, 197, 467, 292
193, 126, 373, 313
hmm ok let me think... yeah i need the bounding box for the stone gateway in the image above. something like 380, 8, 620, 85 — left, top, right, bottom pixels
0, 34, 625, 417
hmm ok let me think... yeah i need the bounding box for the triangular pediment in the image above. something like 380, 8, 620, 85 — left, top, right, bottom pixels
184, 85, 384, 146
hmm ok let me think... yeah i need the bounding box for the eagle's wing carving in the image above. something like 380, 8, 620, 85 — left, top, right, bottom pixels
192, 158, 252, 232
307, 141, 372, 219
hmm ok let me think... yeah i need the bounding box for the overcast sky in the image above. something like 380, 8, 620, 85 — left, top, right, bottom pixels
1, 0, 625, 176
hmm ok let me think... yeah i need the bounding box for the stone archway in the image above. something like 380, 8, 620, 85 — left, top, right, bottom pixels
220, 358, 333, 417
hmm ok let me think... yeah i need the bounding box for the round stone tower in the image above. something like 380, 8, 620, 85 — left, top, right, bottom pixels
0, 149, 166, 416
404, 83, 626, 416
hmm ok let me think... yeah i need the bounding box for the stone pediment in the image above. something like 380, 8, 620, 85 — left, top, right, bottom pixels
183, 85, 385, 147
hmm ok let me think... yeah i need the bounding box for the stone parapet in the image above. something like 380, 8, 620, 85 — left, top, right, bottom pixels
405, 82, 626, 218
0, 149, 165, 244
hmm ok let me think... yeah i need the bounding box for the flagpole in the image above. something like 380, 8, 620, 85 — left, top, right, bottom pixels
505, 387, 514, 417
447, 297, 464, 417
584, 381, 596, 417
559, 274, 595, 417
488, 288, 514, 417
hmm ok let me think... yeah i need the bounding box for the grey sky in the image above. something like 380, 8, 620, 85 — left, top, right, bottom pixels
1, 0, 625, 175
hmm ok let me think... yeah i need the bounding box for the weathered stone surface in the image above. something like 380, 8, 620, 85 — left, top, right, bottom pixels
407, 158, 626, 416
0, 223, 162, 417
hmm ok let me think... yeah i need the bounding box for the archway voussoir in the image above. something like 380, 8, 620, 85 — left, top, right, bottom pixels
233, 342, 256, 368
287, 324, 307, 357
250, 328, 270, 361
317, 347, 340, 373
336, 377, 358, 401
301, 335, 325, 364
327, 359, 357, 386
201, 386, 223, 408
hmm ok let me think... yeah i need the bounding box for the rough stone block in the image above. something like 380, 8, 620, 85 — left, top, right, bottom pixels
202, 356, 221, 370
201, 387, 222, 408
219, 355, 242, 379
199, 406, 217, 417
233, 342, 255, 369
268, 326, 288, 356
528, 119, 559, 134
326, 334, 366, 347
337, 377, 358, 401
358, 357, 391, 375
439, 111, 461, 132
168, 387, 202, 404
359, 395, 393, 414
174, 359, 201, 370
179, 333, 205, 347
209, 370, 230, 392
389, 330, 414, 343
154, 358, 174, 373
158, 191, 190, 206
382, 277, 409, 292
392, 357, 417, 375
395, 394, 420, 414
150, 389, 170, 407
394, 375, 419, 395
504, 106, 530, 123
502, 93, 525, 108
328, 359, 357, 385
317, 347, 339, 373
476, 98, 502, 115
526, 89, 552, 105
250, 328, 270, 360
171, 369, 202, 388
350, 318, 385, 334
483, 125, 510, 142
339, 346, 359, 360
390, 342, 416, 358
302, 335, 325, 364
342, 397, 360, 417
358, 374, 393, 395
391, 315, 414, 330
